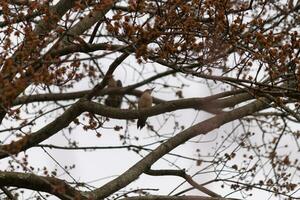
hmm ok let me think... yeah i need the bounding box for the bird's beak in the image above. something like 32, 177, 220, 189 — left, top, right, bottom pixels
150, 88, 155, 92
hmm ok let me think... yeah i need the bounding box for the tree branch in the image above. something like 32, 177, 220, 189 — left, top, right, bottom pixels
145, 169, 221, 198
0, 171, 88, 200
0, 186, 17, 200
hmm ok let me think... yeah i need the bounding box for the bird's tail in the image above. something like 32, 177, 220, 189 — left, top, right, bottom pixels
137, 118, 146, 129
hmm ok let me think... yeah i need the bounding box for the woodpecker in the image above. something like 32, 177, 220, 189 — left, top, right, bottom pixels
104, 77, 123, 108
137, 88, 154, 129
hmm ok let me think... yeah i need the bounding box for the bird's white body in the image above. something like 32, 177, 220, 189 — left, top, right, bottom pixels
138, 90, 153, 109
137, 89, 154, 129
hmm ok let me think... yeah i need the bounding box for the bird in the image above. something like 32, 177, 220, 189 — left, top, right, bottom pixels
137, 88, 154, 129
104, 77, 123, 108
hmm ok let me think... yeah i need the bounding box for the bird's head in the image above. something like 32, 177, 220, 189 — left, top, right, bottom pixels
144, 88, 154, 94
116, 80, 122, 87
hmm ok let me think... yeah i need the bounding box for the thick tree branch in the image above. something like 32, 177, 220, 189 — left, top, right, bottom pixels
50, 43, 131, 57
0, 171, 88, 200
79, 93, 255, 120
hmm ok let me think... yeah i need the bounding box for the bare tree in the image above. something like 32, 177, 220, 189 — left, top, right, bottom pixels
0, 0, 300, 199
